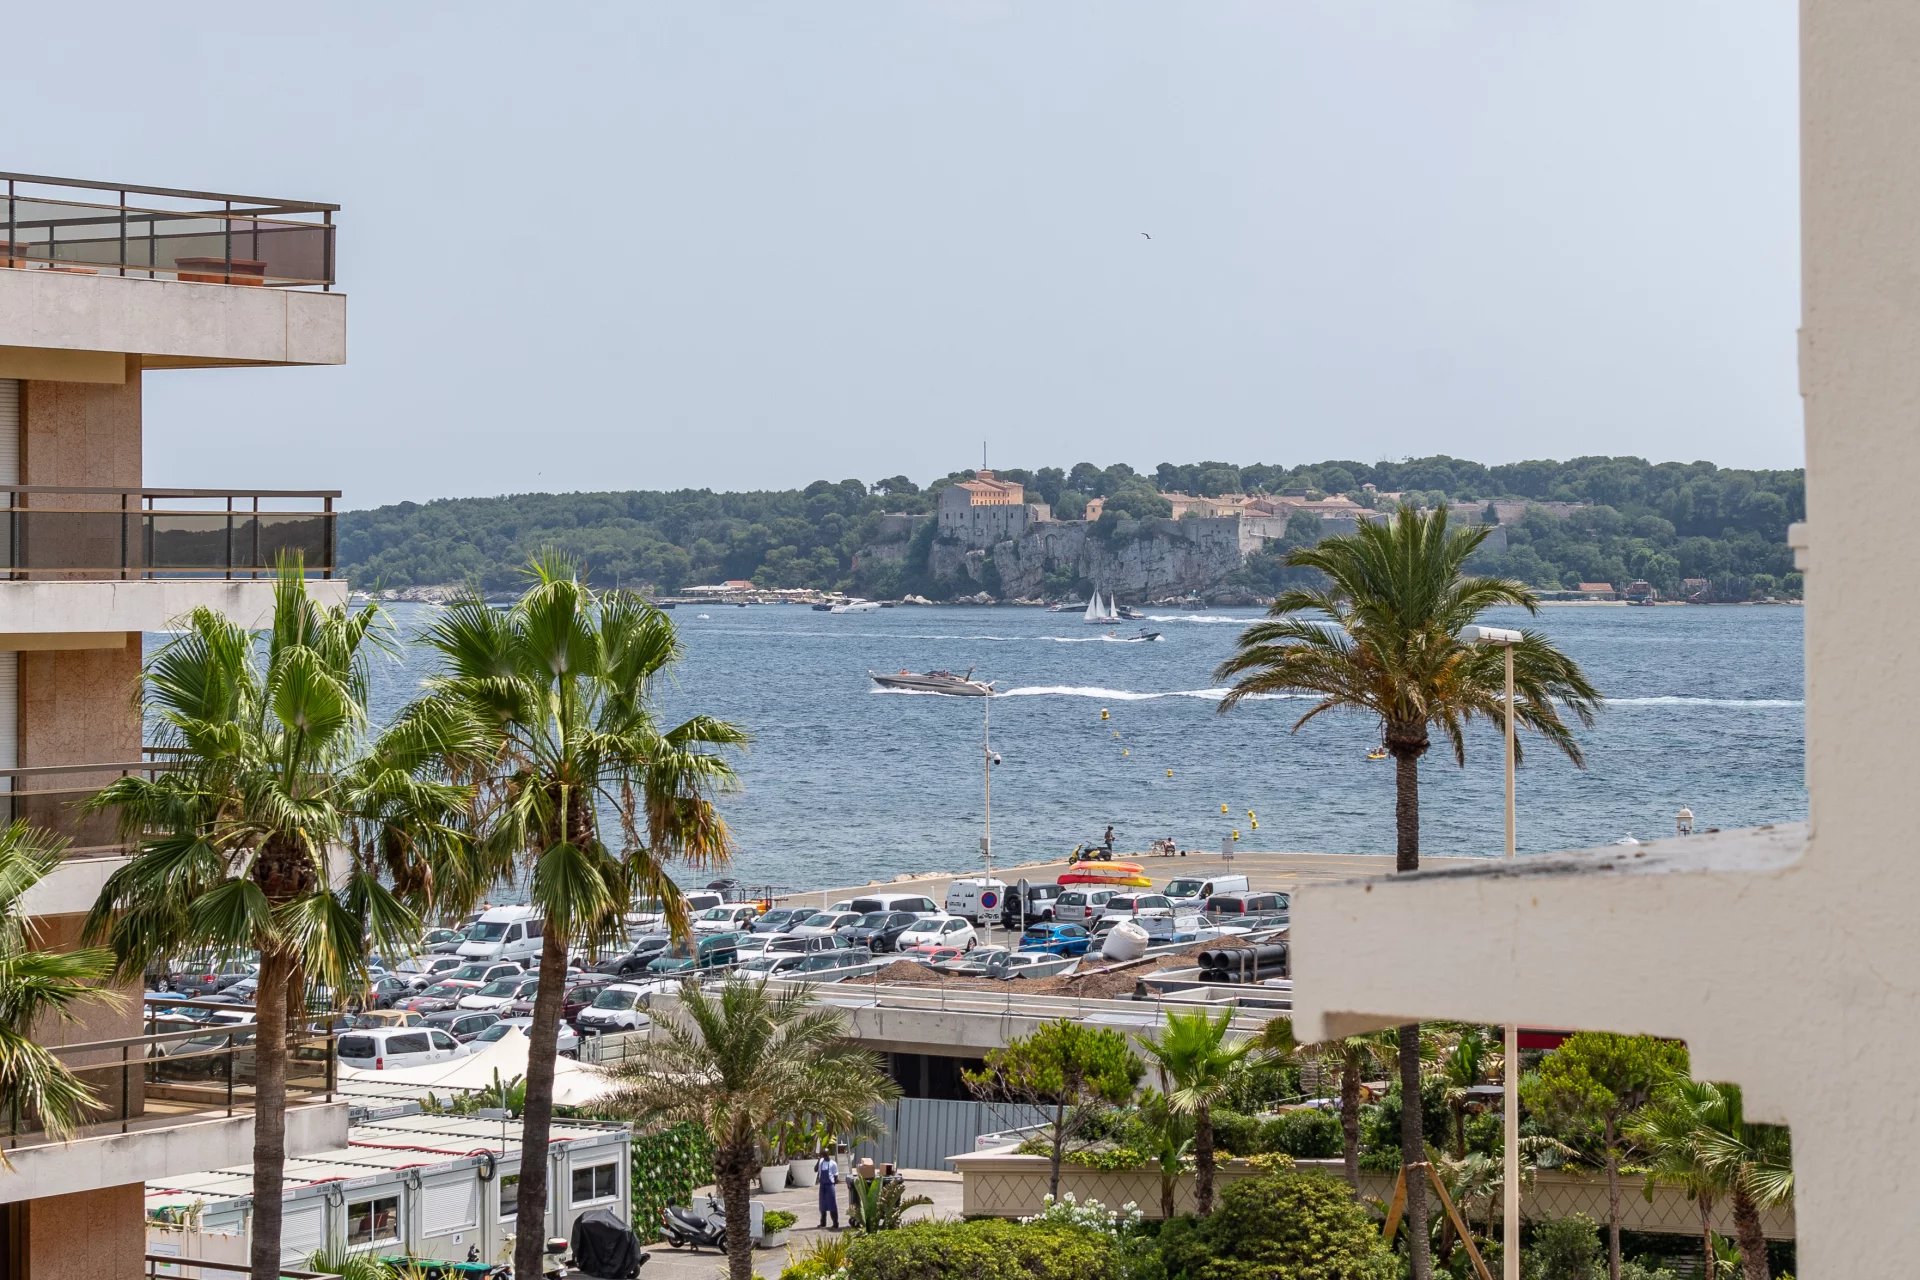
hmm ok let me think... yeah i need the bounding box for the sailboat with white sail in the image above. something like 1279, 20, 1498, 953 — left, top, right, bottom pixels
1083, 590, 1120, 624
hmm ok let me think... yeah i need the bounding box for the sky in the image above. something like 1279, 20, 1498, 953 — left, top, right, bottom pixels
14, 1, 1800, 510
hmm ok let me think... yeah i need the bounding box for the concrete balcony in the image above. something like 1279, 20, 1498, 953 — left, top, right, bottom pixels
0, 172, 343, 373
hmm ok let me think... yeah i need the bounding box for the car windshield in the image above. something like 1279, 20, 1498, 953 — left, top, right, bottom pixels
856, 912, 889, 927
1166, 880, 1203, 897
696, 907, 732, 921
477, 978, 520, 997
1023, 926, 1051, 940
422, 984, 461, 999
466, 921, 509, 941
592, 989, 639, 1010
452, 965, 492, 981
739, 956, 791, 973
475, 1024, 509, 1042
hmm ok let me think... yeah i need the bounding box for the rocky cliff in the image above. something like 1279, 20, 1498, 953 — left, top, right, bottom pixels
917, 516, 1264, 602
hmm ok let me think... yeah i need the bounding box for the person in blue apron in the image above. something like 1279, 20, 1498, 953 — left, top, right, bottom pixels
815, 1147, 841, 1230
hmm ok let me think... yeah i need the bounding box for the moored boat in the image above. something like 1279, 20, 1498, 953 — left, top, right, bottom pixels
868, 668, 995, 696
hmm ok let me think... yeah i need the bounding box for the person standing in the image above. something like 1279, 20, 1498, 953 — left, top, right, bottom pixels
1102, 824, 1116, 855
814, 1148, 840, 1230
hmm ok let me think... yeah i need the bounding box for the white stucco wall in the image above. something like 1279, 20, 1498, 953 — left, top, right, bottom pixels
0, 270, 345, 368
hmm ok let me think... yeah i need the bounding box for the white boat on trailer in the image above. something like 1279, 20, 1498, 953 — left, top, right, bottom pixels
868, 668, 995, 696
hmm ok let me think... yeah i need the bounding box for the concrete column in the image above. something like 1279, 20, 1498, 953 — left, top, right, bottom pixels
21, 1182, 146, 1280
20, 366, 142, 579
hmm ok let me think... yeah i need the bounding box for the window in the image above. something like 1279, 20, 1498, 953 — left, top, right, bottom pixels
499, 1174, 520, 1219
388, 1033, 432, 1056
504, 924, 523, 942
431, 1031, 458, 1051
571, 1162, 617, 1204
346, 1195, 400, 1247
527, 919, 544, 939
337, 1035, 375, 1060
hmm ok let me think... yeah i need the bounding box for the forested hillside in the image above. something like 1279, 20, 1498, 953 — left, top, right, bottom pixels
338, 455, 1804, 601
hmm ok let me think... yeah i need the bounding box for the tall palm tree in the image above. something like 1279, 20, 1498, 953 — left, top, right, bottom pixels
1437, 1026, 1496, 1157
83, 565, 432, 1280
1628, 1078, 1791, 1280
1140, 1007, 1256, 1214
1216, 504, 1601, 1280
0, 822, 116, 1143
1136, 1081, 1194, 1219
409, 557, 746, 1280
606, 980, 900, 1280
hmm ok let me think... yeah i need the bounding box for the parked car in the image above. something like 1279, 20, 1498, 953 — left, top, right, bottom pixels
750, 907, 808, 935
904, 944, 969, 967
398, 982, 472, 1015
337, 1026, 465, 1071
730, 933, 776, 959
1162, 874, 1250, 912
1095, 893, 1174, 922
574, 983, 654, 1034
394, 954, 466, 990
1053, 888, 1120, 925
733, 953, 812, 984
646, 933, 742, 975
358, 976, 417, 1011
691, 904, 761, 934
459, 974, 539, 1012
1000, 883, 1065, 930
894, 915, 979, 952
679, 890, 726, 915
421, 927, 469, 954
1018, 922, 1092, 956
593, 937, 673, 977
943, 879, 1008, 924
785, 911, 864, 938
767, 934, 847, 955
423, 1009, 500, 1044
173, 959, 258, 998
1206, 892, 1290, 918
352, 1009, 427, 1030
794, 946, 877, 981
448, 961, 525, 988
844, 893, 939, 917
476, 1016, 579, 1058
153, 1026, 255, 1080
842, 911, 924, 954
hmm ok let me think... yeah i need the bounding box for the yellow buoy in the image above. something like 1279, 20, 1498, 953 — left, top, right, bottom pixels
1250, 818, 1259, 830
1220, 803, 1229, 814
1231, 829, 1241, 841
1166, 769, 1174, 778
1100, 708, 1110, 721
1121, 748, 1130, 757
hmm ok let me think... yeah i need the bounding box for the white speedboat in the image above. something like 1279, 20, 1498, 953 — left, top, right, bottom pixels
830, 599, 883, 614
868, 668, 995, 696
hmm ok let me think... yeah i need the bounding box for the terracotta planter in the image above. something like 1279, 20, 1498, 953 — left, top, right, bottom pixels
0, 242, 32, 268
758, 1164, 788, 1194
788, 1158, 818, 1187
174, 256, 266, 285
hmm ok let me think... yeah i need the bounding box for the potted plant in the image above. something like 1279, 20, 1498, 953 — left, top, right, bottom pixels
786, 1120, 822, 1188
758, 1125, 789, 1194
758, 1209, 797, 1248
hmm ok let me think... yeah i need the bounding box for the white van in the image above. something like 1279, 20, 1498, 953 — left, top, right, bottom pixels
1163, 873, 1250, 912
457, 906, 544, 963
1054, 887, 1121, 925
337, 1026, 465, 1071
845, 893, 939, 916
943, 879, 1008, 924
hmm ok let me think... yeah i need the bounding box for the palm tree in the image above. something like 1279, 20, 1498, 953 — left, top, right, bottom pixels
606, 980, 900, 1280
1216, 504, 1601, 1280
1627, 1077, 1791, 1280
1438, 1026, 1496, 1157
1140, 1007, 1256, 1214
1257, 1016, 1395, 1189
409, 557, 746, 1280
83, 566, 433, 1280
0, 822, 116, 1143
1136, 1081, 1194, 1219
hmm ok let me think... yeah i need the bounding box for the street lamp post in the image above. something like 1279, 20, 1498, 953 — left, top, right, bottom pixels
1464, 624, 1523, 1280
982, 695, 1001, 946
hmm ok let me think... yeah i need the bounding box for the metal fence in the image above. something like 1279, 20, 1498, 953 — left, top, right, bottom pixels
0, 486, 338, 580
854, 1097, 1052, 1171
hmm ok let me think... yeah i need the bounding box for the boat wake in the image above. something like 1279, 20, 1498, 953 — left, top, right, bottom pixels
1145, 614, 1245, 624
1612, 696, 1803, 708
995, 685, 1305, 701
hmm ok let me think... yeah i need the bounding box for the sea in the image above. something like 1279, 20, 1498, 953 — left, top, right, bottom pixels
336, 602, 1807, 895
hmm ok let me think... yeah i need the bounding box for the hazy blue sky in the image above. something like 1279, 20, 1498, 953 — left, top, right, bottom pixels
15, 1, 1799, 509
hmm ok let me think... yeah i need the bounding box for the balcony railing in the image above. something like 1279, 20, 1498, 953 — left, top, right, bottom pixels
0, 752, 182, 858
1, 998, 337, 1154
0, 487, 338, 581
2, 172, 337, 289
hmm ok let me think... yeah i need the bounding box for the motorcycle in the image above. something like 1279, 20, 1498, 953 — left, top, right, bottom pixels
659, 1193, 729, 1252
542, 1208, 648, 1278
1068, 842, 1115, 863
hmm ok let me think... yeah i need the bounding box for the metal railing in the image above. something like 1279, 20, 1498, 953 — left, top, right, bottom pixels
2, 172, 337, 289
0, 752, 181, 858
1, 998, 337, 1152
146, 1254, 328, 1280
0, 486, 338, 580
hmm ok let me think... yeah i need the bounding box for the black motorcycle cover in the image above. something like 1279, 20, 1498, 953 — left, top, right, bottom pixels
571, 1208, 646, 1278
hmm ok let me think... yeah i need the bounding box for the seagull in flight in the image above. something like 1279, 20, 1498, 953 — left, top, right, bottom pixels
1141, 232, 1151, 239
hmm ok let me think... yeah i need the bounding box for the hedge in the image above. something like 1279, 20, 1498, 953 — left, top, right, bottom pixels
845, 1219, 1117, 1280
1154, 1171, 1395, 1280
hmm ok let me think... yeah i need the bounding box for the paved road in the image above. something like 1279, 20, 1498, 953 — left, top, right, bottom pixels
636, 1171, 963, 1279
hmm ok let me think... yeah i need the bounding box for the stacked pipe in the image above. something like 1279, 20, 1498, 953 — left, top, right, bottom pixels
1197, 944, 1289, 983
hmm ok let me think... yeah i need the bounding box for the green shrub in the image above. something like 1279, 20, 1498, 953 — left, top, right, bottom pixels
1524, 1214, 1601, 1280
1153, 1171, 1395, 1280
1208, 1109, 1259, 1158
781, 1233, 852, 1280
1618, 1263, 1679, 1280
763, 1209, 798, 1233
1256, 1109, 1342, 1159
1064, 1145, 1151, 1171
846, 1219, 1116, 1280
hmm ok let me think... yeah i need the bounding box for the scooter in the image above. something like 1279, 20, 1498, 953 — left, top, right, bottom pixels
659, 1194, 729, 1252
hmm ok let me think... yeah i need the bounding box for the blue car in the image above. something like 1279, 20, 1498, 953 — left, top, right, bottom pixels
1018, 922, 1092, 957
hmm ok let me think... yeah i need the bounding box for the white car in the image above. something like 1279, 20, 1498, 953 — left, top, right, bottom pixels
337, 1026, 465, 1071
691, 904, 762, 935
395, 954, 465, 990
1095, 893, 1174, 922
475, 1016, 579, 1058
731, 933, 777, 959
458, 974, 539, 1013
574, 983, 654, 1034
894, 915, 979, 952
1053, 888, 1121, 925
733, 953, 811, 985
786, 911, 864, 938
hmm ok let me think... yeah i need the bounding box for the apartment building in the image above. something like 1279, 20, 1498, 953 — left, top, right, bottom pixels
0, 173, 350, 1280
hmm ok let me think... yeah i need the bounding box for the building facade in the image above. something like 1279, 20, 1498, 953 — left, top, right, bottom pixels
0, 173, 350, 1280
936, 470, 1050, 548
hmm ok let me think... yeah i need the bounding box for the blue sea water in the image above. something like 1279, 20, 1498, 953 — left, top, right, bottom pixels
354, 602, 1807, 893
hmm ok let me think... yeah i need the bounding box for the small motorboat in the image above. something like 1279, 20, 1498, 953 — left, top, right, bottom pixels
831, 599, 883, 614
1105, 629, 1161, 642
869, 668, 995, 696
811, 602, 835, 611
1366, 748, 1388, 762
